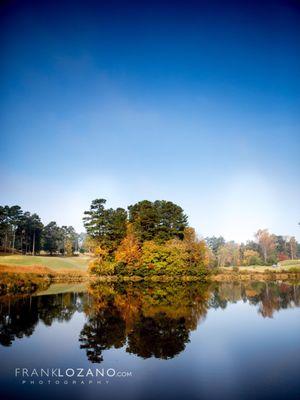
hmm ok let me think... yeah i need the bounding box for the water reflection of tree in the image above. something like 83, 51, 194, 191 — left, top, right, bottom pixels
79, 307, 126, 363
0, 298, 38, 346
209, 282, 300, 318
0, 292, 87, 346
257, 282, 300, 318
38, 293, 81, 325
127, 313, 189, 359
79, 282, 210, 362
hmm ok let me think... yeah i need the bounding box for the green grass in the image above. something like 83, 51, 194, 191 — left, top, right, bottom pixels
0, 254, 90, 272
280, 259, 300, 268
223, 260, 300, 273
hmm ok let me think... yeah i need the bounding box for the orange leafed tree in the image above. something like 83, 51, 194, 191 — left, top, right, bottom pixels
115, 223, 141, 265
183, 227, 209, 268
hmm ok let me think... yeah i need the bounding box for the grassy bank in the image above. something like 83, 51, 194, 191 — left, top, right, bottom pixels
0, 268, 88, 296
0, 254, 90, 271
211, 268, 300, 283
0, 255, 90, 296
210, 260, 300, 282
218, 259, 300, 273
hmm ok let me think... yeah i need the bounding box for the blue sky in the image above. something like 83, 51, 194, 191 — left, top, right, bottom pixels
1, 0, 300, 241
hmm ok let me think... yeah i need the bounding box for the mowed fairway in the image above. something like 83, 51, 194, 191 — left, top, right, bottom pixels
0, 255, 90, 272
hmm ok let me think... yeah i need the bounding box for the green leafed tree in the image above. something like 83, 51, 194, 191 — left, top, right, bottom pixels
83, 199, 127, 253
128, 200, 188, 243
42, 221, 63, 255
60, 225, 78, 255
0, 205, 23, 252
205, 236, 225, 255
18, 212, 43, 255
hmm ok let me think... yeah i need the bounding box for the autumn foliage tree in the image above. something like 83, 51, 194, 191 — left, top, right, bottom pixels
115, 223, 141, 266
255, 229, 276, 263
217, 242, 240, 267
182, 227, 208, 268
289, 237, 297, 260
242, 249, 262, 266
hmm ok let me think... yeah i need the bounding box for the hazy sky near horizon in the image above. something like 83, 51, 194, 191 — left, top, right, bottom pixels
1, 0, 300, 242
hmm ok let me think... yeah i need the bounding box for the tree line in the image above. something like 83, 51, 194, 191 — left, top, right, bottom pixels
205, 229, 300, 268
0, 205, 82, 256
1, 201, 299, 269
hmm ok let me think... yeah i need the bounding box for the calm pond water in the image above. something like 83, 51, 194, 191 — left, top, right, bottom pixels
0, 281, 299, 400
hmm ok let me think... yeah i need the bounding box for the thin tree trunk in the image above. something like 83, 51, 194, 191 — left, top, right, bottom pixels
290, 242, 295, 260
12, 229, 16, 253
32, 230, 36, 256
263, 248, 267, 263
4, 232, 7, 253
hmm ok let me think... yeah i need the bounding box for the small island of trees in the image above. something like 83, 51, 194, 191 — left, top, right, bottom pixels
83, 199, 208, 278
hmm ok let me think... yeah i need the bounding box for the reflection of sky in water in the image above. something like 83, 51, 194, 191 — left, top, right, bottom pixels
0, 282, 300, 400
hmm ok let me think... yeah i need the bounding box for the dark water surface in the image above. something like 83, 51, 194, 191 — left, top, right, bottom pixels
0, 281, 299, 400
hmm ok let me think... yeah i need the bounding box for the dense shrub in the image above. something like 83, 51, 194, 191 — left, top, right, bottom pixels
0, 272, 50, 296
242, 250, 262, 266
88, 227, 209, 278
89, 259, 115, 276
